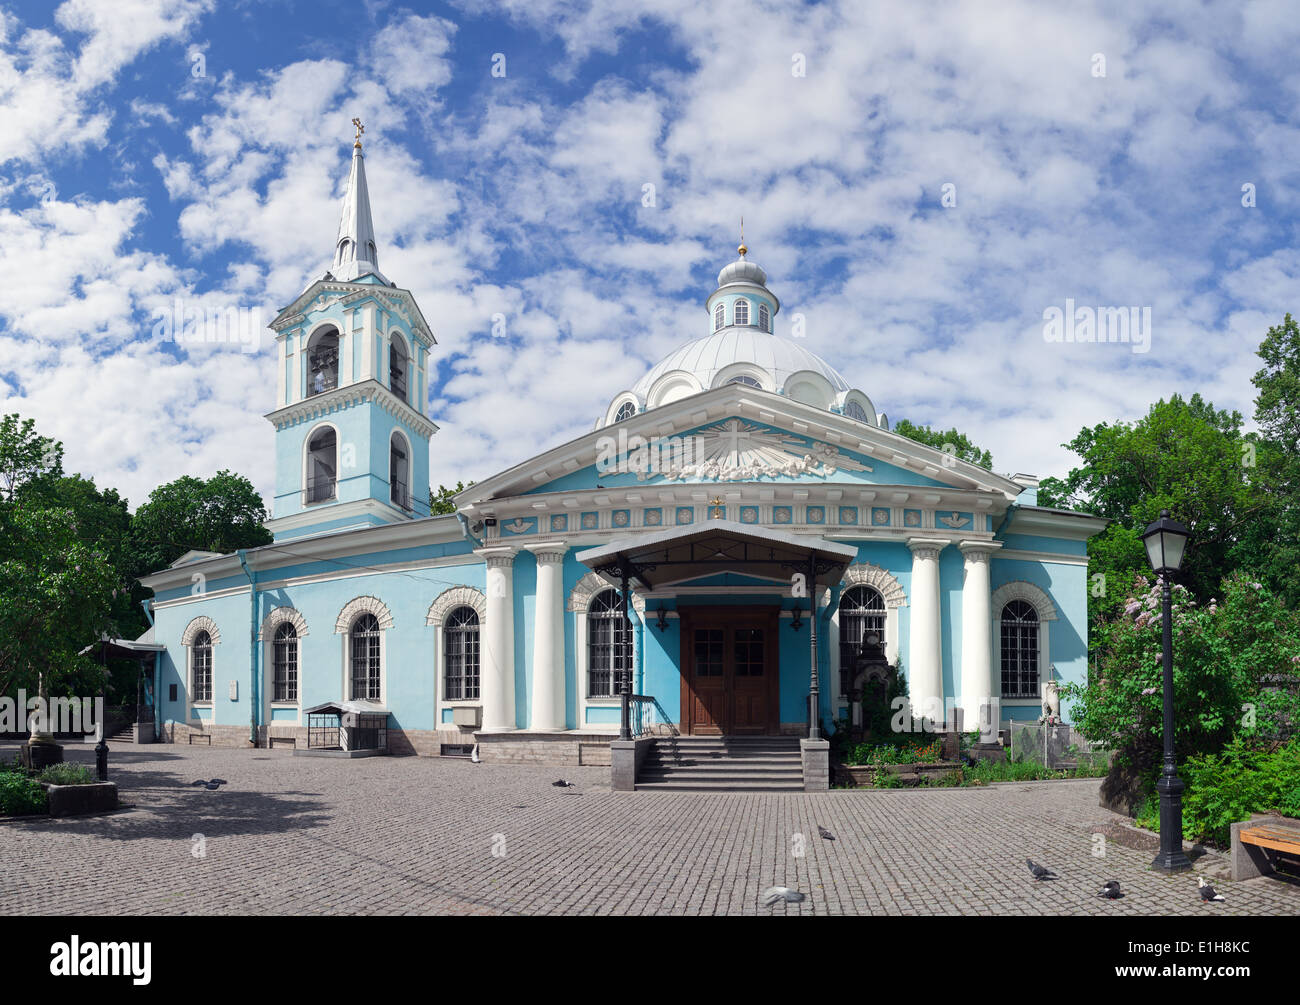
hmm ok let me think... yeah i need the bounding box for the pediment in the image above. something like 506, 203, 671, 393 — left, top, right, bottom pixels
458, 383, 1022, 508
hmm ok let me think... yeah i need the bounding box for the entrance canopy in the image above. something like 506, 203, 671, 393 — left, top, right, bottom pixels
574, 519, 857, 590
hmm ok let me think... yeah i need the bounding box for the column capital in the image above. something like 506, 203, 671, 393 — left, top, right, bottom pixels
475, 545, 518, 568
526, 541, 569, 563
906, 537, 948, 560
959, 540, 1003, 561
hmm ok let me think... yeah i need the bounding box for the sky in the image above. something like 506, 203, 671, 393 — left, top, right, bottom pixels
2, 0, 1299, 511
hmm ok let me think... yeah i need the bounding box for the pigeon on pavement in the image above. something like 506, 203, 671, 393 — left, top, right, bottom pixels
1027, 858, 1058, 881
552, 779, 576, 789
817, 826, 835, 841
1097, 880, 1123, 899
1198, 877, 1225, 902
761, 886, 806, 907
191, 778, 227, 789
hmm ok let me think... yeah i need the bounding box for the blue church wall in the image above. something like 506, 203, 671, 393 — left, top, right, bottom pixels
991, 556, 1089, 722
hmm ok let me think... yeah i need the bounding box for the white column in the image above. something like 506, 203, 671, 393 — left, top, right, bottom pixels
478, 547, 517, 732
528, 542, 568, 731
959, 540, 1001, 735
906, 538, 946, 726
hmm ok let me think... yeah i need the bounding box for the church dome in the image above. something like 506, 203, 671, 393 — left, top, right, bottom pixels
600, 243, 884, 430
631, 329, 851, 399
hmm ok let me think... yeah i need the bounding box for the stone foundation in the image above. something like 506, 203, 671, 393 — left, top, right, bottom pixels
475, 730, 618, 766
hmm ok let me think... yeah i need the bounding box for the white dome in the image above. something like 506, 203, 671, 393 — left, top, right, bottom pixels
632, 330, 851, 399
717, 257, 767, 287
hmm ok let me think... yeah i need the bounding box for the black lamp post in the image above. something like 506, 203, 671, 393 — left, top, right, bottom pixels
1141, 509, 1192, 872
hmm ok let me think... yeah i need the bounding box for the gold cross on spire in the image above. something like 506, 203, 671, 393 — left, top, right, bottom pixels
738, 216, 747, 257
352, 117, 365, 148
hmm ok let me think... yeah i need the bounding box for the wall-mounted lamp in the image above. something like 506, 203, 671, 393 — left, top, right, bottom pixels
790, 606, 803, 631
655, 608, 670, 632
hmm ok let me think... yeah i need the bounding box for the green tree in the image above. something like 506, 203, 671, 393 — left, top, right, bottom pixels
1239, 314, 1300, 607
0, 503, 119, 698
0, 413, 62, 501
1035, 394, 1263, 610
890, 419, 993, 470
130, 470, 272, 574
429, 481, 472, 516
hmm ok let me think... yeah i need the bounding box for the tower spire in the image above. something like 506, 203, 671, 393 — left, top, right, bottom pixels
331, 118, 386, 284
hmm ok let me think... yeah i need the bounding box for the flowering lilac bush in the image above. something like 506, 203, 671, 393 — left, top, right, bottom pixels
1060, 572, 1300, 764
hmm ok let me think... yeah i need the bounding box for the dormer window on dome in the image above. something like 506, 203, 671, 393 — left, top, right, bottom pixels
843, 400, 869, 422
726, 374, 762, 388
614, 401, 636, 422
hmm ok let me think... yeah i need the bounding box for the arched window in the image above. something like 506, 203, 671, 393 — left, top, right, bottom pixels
714, 303, 725, 331
588, 590, 633, 697
758, 303, 770, 332
389, 333, 409, 402
272, 623, 298, 702
390, 432, 410, 511
337, 238, 354, 264
843, 400, 869, 422
614, 401, 636, 422
306, 426, 337, 504
733, 299, 750, 326
350, 612, 382, 701
1000, 600, 1040, 698
838, 586, 885, 694
444, 607, 480, 700
307, 327, 339, 396
725, 374, 762, 388
192, 630, 213, 702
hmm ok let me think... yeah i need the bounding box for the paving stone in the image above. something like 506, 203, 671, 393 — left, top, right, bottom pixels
1, 741, 1296, 916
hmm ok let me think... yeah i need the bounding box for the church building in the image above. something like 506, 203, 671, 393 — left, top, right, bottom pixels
138, 132, 1105, 768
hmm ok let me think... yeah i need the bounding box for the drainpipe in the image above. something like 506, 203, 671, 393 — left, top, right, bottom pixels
141, 599, 160, 743
237, 550, 259, 747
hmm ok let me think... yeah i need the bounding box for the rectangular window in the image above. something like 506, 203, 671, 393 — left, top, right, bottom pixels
273, 641, 298, 702
1000, 622, 1040, 698
193, 648, 212, 703
445, 628, 480, 700
351, 633, 381, 701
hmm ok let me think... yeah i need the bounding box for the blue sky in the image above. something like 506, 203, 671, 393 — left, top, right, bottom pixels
2, 0, 1299, 510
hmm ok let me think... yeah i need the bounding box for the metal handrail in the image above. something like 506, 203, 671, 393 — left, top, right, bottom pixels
619, 690, 679, 740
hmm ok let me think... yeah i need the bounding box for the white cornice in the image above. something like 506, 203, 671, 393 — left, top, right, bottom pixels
272, 279, 435, 346
138, 512, 465, 591
264, 378, 438, 439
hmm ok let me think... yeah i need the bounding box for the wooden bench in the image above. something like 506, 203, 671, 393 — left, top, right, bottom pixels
187, 732, 211, 745
267, 735, 296, 749
1231, 814, 1300, 881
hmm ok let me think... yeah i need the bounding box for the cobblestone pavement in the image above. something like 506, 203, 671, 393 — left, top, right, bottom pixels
3, 743, 1298, 916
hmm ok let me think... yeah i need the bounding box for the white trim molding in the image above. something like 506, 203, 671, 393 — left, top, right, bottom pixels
335, 595, 395, 633
839, 561, 907, 608
990, 580, 1058, 621
181, 615, 221, 647
427, 585, 487, 626
258, 606, 309, 641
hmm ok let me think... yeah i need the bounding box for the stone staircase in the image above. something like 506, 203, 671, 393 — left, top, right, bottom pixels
635, 735, 804, 792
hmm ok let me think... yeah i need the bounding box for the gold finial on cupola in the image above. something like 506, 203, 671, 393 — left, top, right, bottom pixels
738, 216, 747, 257
352, 117, 365, 149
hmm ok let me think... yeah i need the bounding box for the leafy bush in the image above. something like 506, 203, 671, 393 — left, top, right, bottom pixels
845, 736, 945, 766
1062, 572, 1300, 765
0, 771, 48, 815
1178, 738, 1300, 845
38, 762, 97, 786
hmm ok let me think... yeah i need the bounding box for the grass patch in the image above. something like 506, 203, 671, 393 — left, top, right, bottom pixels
38, 762, 98, 786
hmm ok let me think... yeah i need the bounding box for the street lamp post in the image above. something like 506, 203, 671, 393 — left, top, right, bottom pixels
1141, 509, 1192, 873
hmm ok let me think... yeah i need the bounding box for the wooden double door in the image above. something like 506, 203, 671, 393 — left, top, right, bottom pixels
680, 606, 779, 735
